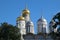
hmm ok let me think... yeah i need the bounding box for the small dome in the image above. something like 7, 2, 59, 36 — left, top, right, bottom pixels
38, 16, 47, 24
22, 9, 30, 14
38, 16, 47, 22
17, 16, 25, 21
26, 21, 34, 26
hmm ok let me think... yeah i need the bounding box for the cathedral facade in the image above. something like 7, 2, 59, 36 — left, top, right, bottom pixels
16, 7, 53, 40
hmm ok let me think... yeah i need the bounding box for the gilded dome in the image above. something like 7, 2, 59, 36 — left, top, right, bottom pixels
17, 16, 25, 21
22, 9, 30, 14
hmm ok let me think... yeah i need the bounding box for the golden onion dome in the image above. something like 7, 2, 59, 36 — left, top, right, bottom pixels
17, 16, 25, 21
22, 9, 30, 14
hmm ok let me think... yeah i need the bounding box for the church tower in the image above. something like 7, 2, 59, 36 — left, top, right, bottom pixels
37, 16, 49, 34
22, 6, 34, 34
22, 6, 30, 22
26, 20, 34, 33
16, 14, 26, 35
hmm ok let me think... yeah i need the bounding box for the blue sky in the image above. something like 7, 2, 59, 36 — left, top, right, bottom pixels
0, 0, 60, 33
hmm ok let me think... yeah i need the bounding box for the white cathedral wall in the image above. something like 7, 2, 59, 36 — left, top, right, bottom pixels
37, 21, 47, 33
26, 25, 34, 34
17, 21, 25, 28
37, 21, 43, 33
38, 25, 43, 33
30, 26, 34, 33
24, 14, 30, 22
46, 24, 51, 34
17, 21, 26, 34
37, 20, 51, 34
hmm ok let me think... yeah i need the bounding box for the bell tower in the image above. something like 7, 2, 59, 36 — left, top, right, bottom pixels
22, 5, 34, 34
16, 14, 26, 35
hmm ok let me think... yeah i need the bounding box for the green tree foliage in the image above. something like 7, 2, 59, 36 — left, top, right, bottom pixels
0, 22, 21, 40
